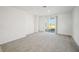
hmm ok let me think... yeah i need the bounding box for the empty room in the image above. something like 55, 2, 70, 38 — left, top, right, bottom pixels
0, 6, 79, 52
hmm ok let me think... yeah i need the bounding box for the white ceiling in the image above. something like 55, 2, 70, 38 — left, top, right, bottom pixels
14, 6, 74, 16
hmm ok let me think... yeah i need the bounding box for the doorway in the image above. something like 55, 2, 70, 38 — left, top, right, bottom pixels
45, 17, 57, 33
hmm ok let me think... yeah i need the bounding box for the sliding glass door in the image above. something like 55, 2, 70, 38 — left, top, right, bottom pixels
38, 16, 57, 33
45, 16, 57, 33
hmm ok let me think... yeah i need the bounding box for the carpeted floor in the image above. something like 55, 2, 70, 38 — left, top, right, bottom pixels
1, 32, 79, 52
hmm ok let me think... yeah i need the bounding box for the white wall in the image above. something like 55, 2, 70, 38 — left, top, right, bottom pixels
34, 16, 39, 32
0, 7, 34, 44
58, 11, 72, 35
72, 7, 79, 46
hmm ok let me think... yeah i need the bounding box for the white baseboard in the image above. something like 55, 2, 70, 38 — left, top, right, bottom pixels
57, 33, 72, 37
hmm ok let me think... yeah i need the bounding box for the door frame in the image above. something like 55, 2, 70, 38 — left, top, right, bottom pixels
48, 16, 58, 34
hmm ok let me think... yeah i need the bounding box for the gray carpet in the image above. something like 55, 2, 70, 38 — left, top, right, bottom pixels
1, 32, 79, 52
